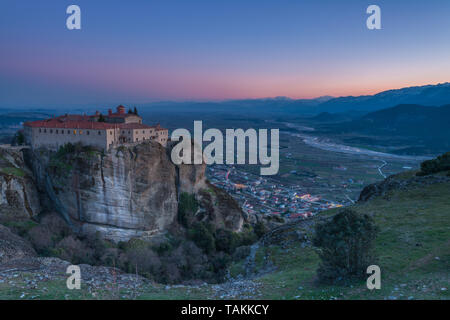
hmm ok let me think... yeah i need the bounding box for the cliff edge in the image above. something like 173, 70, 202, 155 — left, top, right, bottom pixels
23, 141, 244, 242
0, 146, 40, 223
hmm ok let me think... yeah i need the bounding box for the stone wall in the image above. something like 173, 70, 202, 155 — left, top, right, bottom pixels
27, 127, 109, 151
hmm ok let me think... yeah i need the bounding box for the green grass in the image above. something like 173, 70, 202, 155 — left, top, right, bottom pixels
0, 167, 26, 177
250, 181, 450, 300
2, 220, 38, 237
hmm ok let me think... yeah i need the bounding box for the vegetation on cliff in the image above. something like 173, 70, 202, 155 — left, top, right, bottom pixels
12, 207, 258, 284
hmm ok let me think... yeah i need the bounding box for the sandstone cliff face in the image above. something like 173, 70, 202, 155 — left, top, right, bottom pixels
0, 147, 40, 222
25, 141, 244, 242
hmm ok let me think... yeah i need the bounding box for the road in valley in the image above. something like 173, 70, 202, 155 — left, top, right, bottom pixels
377, 160, 388, 178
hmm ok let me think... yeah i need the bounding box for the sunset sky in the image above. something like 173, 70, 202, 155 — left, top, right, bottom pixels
1, 0, 450, 107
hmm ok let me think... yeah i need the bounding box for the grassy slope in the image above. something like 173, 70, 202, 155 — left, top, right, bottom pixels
252, 179, 450, 300
1, 174, 449, 300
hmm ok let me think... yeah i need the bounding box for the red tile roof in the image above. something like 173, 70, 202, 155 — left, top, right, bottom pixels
24, 118, 117, 130
24, 114, 167, 131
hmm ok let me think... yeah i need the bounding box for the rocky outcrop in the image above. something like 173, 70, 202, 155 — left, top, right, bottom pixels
0, 224, 36, 266
196, 182, 244, 231
358, 172, 450, 202
25, 141, 244, 242
0, 147, 40, 222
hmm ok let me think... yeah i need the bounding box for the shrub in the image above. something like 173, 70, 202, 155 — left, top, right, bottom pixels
178, 192, 199, 228
124, 246, 162, 278
237, 229, 258, 246
215, 228, 239, 254
417, 152, 450, 176
211, 251, 232, 275
188, 222, 216, 254
55, 235, 96, 265
28, 225, 54, 253
40, 214, 71, 238
254, 221, 268, 238
14, 131, 25, 145
56, 143, 76, 158
27, 214, 71, 255
2, 220, 38, 237
99, 247, 121, 266
313, 209, 378, 284
154, 241, 174, 255
98, 114, 106, 122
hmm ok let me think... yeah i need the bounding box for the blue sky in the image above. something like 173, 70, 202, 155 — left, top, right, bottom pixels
1, 0, 449, 107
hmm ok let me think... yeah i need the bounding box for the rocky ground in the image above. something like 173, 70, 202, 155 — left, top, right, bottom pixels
0, 255, 267, 300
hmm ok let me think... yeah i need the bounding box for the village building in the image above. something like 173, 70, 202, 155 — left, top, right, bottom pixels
23, 105, 169, 151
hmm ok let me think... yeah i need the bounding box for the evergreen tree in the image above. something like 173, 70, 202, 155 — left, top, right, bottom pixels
417, 152, 450, 176
133, 107, 138, 115
98, 114, 106, 122
313, 209, 378, 284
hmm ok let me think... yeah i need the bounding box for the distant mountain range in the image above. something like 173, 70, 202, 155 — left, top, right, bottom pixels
315, 83, 450, 113
136, 83, 450, 116
315, 104, 450, 155
334, 104, 450, 135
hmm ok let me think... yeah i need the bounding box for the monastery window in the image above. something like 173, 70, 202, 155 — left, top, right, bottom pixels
136, 138, 139, 142
44, 129, 47, 133
98, 131, 101, 135
39, 128, 41, 133
73, 130, 77, 135
110, 131, 112, 135
79, 130, 83, 135
122, 131, 125, 134
142, 130, 145, 134
87, 131, 90, 135
56, 130, 58, 134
